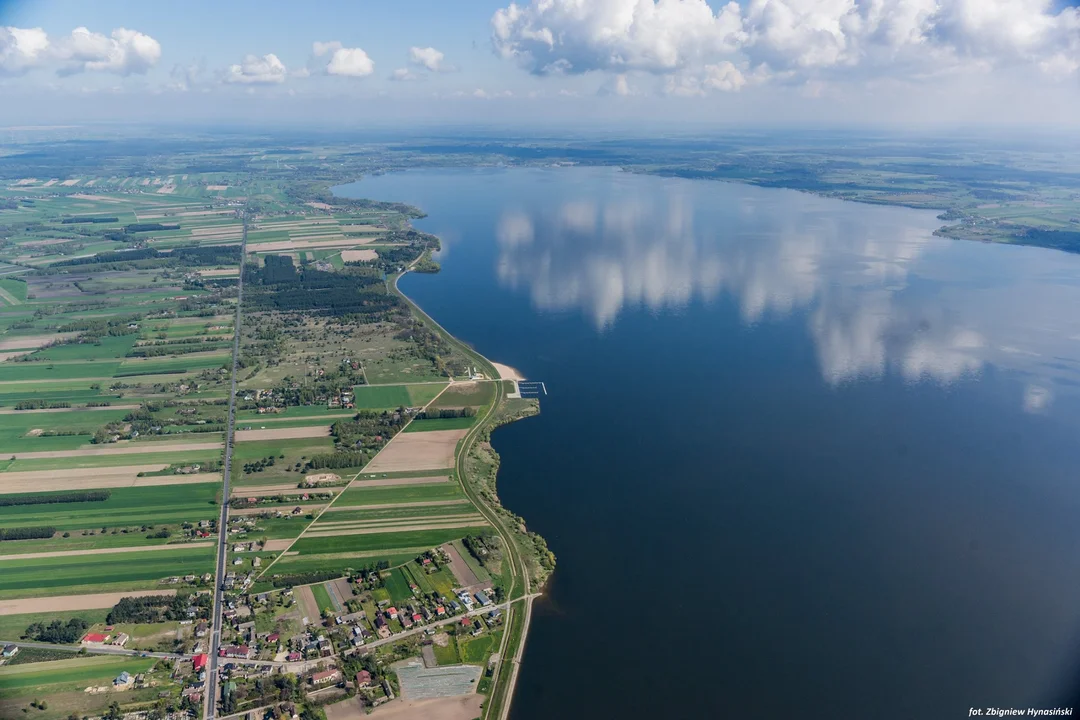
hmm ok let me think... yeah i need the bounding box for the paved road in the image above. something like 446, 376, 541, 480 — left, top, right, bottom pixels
205, 212, 248, 720
0, 639, 182, 660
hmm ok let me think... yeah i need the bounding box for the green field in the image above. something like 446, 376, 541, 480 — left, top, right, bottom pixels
291, 527, 488, 556
404, 416, 476, 432
0, 483, 220, 532
0, 546, 216, 598
320, 502, 474, 524
383, 568, 414, 604
270, 551, 421, 575
430, 382, 495, 408
310, 583, 335, 614
0, 655, 157, 696
333, 483, 463, 507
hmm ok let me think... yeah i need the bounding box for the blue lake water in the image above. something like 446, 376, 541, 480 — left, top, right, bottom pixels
337, 167, 1080, 720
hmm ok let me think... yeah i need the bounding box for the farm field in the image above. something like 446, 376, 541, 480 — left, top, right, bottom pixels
0, 545, 216, 599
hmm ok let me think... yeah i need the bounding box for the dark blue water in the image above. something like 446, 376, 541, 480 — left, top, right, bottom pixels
338, 168, 1080, 720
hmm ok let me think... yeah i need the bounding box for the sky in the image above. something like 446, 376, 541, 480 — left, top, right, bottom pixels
1, 0, 1079, 129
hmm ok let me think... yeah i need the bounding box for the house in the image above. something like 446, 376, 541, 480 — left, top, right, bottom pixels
355, 670, 373, 688
82, 632, 111, 645
193, 654, 208, 672
287, 651, 302, 662
219, 645, 252, 659
436, 605, 446, 616
386, 607, 398, 619
411, 613, 423, 624
1, 645, 18, 659
267, 633, 280, 644
311, 669, 341, 686
195, 621, 209, 638
401, 614, 413, 629
114, 671, 133, 687
474, 591, 492, 606
111, 633, 130, 647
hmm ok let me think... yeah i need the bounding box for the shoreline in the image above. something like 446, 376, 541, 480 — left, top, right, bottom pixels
391, 265, 542, 720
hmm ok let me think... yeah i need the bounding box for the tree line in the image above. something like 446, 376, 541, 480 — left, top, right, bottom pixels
0, 490, 109, 507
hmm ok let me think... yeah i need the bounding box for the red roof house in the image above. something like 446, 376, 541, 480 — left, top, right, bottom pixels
193, 653, 208, 671
82, 633, 111, 644
356, 670, 373, 687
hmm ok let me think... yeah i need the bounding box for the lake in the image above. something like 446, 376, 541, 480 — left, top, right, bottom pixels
337, 167, 1080, 720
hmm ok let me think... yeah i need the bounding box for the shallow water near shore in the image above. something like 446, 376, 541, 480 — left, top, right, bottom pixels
337, 167, 1080, 720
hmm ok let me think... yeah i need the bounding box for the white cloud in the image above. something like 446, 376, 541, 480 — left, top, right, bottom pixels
0, 27, 49, 75
313, 40, 374, 77
223, 54, 287, 84
409, 46, 452, 72
492, 0, 1080, 94
390, 67, 421, 81
492, 0, 745, 75
168, 62, 204, 91
55, 27, 161, 76
1, 25, 161, 76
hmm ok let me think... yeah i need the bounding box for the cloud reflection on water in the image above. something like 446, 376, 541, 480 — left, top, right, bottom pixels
493, 178, 1080, 403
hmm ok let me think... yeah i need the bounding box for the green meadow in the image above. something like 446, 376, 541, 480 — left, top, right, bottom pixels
0, 546, 216, 597
291, 527, 488, 556
0, 483, 219, 531
333, 483, 464, 507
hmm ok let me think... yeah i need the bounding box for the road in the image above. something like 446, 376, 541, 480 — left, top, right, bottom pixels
391, 267, 534, 720
205, 211, 248, 720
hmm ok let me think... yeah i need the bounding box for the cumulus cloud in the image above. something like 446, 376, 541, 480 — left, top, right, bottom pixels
55, 27, 161, 76
409, 46, 453, 72
390, 67, 421, 81
1, 25, 161, 76
491, 0, 1080, 94
223, 53, 287, 84
0, 27, 49, 75
313, 40, 374, 77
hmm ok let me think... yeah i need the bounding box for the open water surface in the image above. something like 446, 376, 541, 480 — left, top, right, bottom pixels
338, 167, 1080, 720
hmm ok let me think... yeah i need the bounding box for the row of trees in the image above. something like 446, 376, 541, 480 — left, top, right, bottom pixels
23, 617, 88, 644
0, 526, 55, 541
0, 490, 109, 507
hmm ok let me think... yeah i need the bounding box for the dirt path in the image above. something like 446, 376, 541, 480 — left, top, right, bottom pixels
11, 441, 222, 460
0, 541, 214, 562
0, 589, 177, 615
234, 426, 330, 441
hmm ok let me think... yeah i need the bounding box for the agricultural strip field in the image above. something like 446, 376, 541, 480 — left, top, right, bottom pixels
362, 429, 468, 473
0, 591, 178, 616
233, 425, 330, 441
289, 527, 489, 556
333, 483, 464, 507
403, 416, 477, 432
0, 468, 218, 493
0, 546, 215, 598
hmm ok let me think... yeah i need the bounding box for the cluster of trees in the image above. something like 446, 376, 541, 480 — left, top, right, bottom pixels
331, 409, 406, 451
22, 617, 88, 643
303, 450, 367, 471
244, 256, 399, 319
107, 592, 210, 624
13, 400, 71, 410
50, 244, 240, 269
23, 617, 88, 644
396, 320, 470, 378
0, 490, 109, 506
418, 407, 476, 420
243, 455, 278, 474
463, 530, 503, 570
0, 526, 56, 541
125, 222, 180, 233
61, 216, 118, 224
